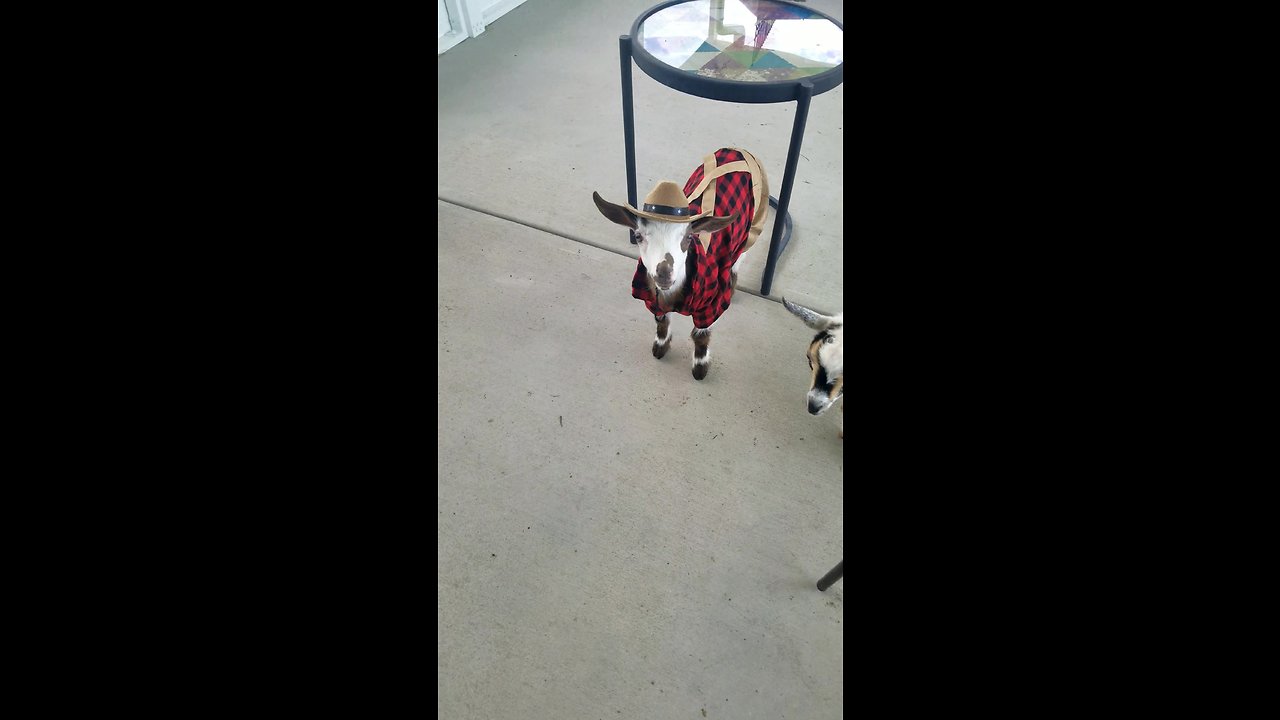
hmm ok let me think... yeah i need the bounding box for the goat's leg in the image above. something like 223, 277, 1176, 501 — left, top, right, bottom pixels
691, 327, 711, 380
652, 314, 671, 359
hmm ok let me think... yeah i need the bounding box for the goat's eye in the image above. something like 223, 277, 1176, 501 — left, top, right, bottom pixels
825, 337, 835, 345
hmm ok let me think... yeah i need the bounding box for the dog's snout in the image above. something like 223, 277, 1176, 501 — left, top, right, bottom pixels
807, 392, 828, 415
654, 253, 675, 288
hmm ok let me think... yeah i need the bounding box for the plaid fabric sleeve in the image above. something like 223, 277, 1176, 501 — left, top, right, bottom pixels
631, 260, 660, 315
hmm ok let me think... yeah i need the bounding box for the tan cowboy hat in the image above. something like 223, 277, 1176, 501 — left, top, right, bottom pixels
624, 181, 712, 223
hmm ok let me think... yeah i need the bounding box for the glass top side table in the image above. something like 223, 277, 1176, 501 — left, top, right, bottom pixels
619, 0, 843, 295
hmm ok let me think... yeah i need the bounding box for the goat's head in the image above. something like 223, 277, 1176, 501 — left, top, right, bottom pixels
593, 182, 736, 292
783, 298, 844, 415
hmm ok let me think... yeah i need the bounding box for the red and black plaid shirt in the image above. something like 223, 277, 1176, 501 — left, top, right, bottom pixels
631, 148, 757, 329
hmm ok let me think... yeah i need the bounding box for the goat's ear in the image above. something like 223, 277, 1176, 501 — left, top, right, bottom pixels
783, 297, 833, 331
689, 212, 737, 237
593, 192, 638, 230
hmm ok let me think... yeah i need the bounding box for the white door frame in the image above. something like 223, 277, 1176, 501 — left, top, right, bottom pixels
439, 0, 474, 55
440, 0, 529, 55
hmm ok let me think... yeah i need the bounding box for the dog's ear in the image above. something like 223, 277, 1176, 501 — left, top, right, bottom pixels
689, 212, 737, 237
593, 192, 638, 230
783, 297, 834, 330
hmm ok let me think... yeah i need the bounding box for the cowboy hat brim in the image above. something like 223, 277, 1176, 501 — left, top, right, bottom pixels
623, 203, 713, 224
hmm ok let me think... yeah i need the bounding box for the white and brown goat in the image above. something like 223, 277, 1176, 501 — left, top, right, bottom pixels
592, 147, 768, 380
784, 298, 844, 437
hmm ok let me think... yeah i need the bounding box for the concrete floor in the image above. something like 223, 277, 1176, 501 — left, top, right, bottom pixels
438, 1, 844, 717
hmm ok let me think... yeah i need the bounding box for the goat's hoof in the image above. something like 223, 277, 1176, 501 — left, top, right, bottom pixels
692, 364, 708, 380
839, 431, 844, 439
652, 341, 670, 359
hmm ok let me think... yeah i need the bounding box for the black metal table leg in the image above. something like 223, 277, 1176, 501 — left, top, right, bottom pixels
768, 196, 793, 254
816, 559, 844, 591
619, 35, 638, 244
760, 80, 813, 297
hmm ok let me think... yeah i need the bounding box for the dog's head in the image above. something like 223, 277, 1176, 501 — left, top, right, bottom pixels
592, 187, 735, 292
783, 298, 843, 415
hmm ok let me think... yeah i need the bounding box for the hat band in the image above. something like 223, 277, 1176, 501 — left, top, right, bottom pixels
643, 203, 693, 217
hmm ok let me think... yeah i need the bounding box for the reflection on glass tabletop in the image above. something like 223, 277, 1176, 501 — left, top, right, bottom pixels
637, 0, 842, 83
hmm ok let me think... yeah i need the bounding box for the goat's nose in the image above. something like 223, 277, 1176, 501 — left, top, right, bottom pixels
808, 399, 824, 415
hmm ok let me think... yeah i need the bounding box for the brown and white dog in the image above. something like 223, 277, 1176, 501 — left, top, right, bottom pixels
593, 148, 768, 380
784, 298, 843, 437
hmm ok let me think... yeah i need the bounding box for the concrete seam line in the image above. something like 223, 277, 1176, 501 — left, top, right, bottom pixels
438, 196, 631, 260
436, 196, 776, 304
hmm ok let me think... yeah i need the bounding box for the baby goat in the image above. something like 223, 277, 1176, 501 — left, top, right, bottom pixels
593, 147, 768, 380
784, 298, 844, 437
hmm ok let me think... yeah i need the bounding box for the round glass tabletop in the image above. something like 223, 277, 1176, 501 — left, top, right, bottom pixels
632, 0, 842, 102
